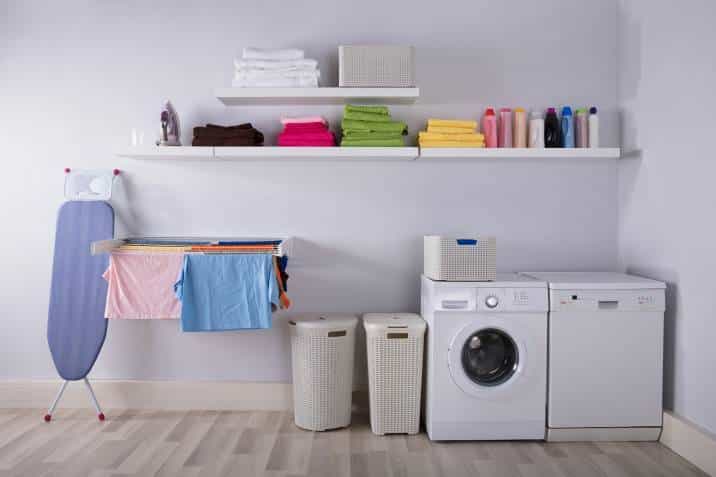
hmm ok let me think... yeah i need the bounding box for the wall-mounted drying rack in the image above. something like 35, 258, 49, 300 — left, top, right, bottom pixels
91, 236, 294, 257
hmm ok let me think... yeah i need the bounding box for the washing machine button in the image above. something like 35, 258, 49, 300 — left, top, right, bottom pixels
485, 295, 499, 308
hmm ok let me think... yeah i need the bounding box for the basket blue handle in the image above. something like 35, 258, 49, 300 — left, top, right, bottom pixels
456, 239, 478, 246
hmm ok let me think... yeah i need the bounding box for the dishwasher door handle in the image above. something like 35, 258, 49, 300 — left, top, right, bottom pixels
598, 300, 619, 310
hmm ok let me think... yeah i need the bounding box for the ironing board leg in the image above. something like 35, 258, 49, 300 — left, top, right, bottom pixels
45, 380, 68, 422
83, 378, 105, 421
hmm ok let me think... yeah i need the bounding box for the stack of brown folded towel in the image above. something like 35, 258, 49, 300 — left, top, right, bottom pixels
192, 123, 264, 147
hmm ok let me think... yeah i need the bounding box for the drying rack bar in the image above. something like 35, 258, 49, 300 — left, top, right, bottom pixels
91, 236, 294, 257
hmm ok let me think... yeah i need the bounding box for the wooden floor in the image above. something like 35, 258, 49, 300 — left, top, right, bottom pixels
0, 409, 707, 477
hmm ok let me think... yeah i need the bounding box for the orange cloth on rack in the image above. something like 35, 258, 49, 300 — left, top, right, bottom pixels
273, 256, 291, 310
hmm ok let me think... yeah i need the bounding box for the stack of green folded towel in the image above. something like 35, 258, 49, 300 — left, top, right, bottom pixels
340, 104, 408, 147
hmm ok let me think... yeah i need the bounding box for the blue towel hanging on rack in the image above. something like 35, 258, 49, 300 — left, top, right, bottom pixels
174, 254, 279, 332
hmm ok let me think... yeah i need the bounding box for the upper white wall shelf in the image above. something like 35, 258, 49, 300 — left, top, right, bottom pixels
214, 87, 420, 105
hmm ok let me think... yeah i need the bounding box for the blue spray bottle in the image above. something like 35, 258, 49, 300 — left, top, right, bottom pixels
561, 106, 574, 148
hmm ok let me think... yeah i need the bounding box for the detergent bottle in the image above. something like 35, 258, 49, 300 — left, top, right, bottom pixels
588, 106, 599, 148
561, 106, 574, 148
528, 111, 545, 148
482, 108, 498, 148
544, 107, 561, 148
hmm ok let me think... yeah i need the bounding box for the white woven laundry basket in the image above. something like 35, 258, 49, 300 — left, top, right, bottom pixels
289, 314, 358, 431
363, 313, 426, 435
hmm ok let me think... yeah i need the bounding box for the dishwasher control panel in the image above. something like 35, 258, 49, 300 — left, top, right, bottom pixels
551, 289, 665, 312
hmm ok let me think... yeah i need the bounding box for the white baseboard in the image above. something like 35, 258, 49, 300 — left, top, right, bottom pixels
0, 380, 294, 411
661, 411, 716, 476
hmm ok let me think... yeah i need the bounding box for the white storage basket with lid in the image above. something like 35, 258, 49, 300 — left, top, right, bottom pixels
288, 314, 358, 431
363, 313, 426, 435
424, 235, 497, 281
339, 45, 415, 87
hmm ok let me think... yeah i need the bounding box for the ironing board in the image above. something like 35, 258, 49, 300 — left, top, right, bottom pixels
45, 200, 114, 421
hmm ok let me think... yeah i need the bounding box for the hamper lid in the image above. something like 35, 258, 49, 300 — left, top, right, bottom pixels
363, 313, 426, 332
288, 313, 358, 329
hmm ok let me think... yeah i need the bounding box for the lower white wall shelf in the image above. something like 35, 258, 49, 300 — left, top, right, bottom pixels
418, 148, 621, 161
214, 147, 418, 161
118, 147, 419, 161
117, 146, 214, 160
116, 147, 620, 162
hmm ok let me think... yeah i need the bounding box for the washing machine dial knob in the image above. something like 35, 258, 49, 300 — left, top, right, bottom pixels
485, 295, 499, 308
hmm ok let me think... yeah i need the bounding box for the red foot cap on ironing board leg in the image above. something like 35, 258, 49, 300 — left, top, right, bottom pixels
112, 169, 120, 176
98, 413, 105, 421
64, 168, 71, 174
44, 414, 51, 422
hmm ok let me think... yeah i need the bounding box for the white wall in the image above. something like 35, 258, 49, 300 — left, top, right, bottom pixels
617, 0, 716, 435
0, 0, 619, 382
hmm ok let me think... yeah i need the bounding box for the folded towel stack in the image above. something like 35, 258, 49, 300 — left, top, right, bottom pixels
233, 48, 320, 88
278, 116, 335, 147
418, 119, 485, 148
192, 123, 264, 147
340, 105, 408, 147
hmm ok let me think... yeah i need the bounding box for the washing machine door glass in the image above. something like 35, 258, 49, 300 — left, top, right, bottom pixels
461, 328, 518, 386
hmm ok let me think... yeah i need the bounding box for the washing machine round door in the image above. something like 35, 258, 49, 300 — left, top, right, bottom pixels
461, 329, 518, 386
448, 322, 526, 397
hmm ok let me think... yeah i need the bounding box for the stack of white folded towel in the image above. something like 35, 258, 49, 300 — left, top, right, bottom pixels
233, 48, 320, 88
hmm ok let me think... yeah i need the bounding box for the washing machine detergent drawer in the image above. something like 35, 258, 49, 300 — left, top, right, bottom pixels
548, 289, 665, 429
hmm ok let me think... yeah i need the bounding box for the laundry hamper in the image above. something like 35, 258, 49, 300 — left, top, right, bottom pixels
289, 314, 358, 431
363, 313, 426, 435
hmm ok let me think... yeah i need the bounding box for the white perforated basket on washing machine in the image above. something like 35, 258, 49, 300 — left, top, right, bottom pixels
363, 313, 426, 435
289, 314, 358, 431
424, 235, 497, 281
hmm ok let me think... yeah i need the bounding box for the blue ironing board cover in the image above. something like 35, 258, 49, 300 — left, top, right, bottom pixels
47, 201, 114, 381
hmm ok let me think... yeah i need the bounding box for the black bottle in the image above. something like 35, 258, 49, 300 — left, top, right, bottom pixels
544, 107, 562, 148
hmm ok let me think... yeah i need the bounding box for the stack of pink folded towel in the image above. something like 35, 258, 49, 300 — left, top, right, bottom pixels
277, 116, 335, 147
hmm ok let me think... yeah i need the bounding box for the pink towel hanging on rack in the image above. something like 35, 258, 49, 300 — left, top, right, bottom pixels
103, 252, 183, 319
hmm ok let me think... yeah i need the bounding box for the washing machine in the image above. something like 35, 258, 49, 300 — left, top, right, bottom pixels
421, 274, 548, 441
521, 272, 666, 441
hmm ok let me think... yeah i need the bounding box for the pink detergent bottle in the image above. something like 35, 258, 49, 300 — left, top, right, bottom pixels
498, 108, 513, 148
482, 108, 498, 148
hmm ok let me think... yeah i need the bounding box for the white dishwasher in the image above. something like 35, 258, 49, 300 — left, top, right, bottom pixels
521, 272, 666, 441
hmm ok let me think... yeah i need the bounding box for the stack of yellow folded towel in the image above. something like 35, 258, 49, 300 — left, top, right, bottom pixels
418, 119, 485, 148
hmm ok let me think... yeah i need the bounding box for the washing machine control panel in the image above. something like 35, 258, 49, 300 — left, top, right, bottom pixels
425, 276, 549, 313
475, 288, 548, 312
